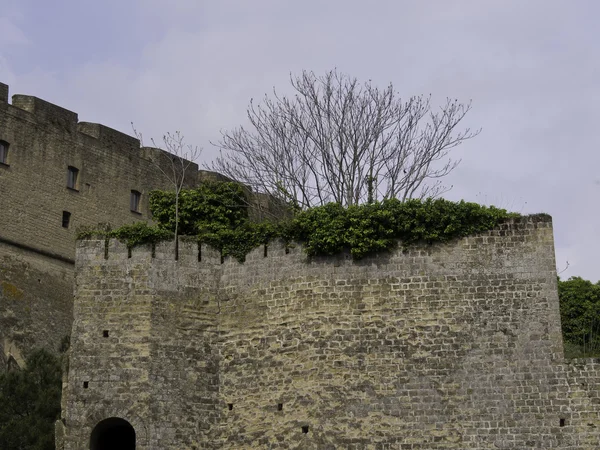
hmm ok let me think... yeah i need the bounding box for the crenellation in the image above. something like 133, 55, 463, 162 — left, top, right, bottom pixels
0, 82, 7, 103
12, 94, 79, 128
77, 122, 140, 149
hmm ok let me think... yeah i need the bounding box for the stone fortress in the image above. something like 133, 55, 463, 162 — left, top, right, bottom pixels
0, 83, 599, 449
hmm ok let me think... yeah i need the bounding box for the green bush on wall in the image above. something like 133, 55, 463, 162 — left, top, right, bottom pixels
78, 182, 520, 262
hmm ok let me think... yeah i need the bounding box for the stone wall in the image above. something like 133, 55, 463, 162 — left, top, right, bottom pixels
0, 82, 198, 363
0, 84, 198, 261
61, 217, 600, 449
0, 240, 73, 362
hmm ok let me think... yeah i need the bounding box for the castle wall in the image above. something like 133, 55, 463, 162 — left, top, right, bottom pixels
0, 240, 73, 361
64, 239, 223, 449
217, 218, 567, 449
62, 217, 600, 449
0, 86, 198, 262
0, 82, 198, 362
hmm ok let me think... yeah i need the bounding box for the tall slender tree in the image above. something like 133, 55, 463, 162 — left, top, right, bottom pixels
133, 127, 200, 258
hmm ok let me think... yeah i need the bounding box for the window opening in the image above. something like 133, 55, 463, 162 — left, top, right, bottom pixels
67, 166, 79, 190
302, 425, 309, 433
0, 140, 9, 165
130, 190, 141, 213
62, 211, 71, 228
103, 330, 109, 338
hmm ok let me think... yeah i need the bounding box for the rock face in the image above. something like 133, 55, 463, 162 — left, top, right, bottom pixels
60, 217, 600, 449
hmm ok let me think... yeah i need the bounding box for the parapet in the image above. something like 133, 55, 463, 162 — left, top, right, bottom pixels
198, 170, 235, 183
11, 94, 79, 129
78, 122, 140, 149
0, 82, 8, 103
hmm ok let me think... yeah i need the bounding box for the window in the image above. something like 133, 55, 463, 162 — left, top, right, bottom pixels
67, 166, 79, 190
62, 211, 71, 228
130, 190, 141, 213
0, 140, 8, 165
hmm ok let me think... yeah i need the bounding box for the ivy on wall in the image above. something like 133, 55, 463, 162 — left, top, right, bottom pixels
78, 183, 520, 262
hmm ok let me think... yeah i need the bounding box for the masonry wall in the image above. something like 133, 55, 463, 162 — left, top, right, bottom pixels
0, 240, 73, 362
62, 217, 600, 449
217, 217, 568, 449
62, 240, 223, 449
0, 84, 198, 262
0, 82, 198, 363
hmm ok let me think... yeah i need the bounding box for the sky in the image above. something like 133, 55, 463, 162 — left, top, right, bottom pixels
1, 0, 598, 280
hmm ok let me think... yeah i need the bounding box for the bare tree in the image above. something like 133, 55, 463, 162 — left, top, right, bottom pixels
209, 69, 479, 209
133, 126, 201, 258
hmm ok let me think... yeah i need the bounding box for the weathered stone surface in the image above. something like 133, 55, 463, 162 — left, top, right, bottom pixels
62, 218, 600, 449
0, 83, 283, 361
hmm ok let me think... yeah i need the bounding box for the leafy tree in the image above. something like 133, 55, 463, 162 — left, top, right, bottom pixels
210, 69, 479, 208
0, 349, 62, 450
558, 276, 600, 357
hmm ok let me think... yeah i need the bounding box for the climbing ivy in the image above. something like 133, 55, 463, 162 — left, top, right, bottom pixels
78, 184, 521, 262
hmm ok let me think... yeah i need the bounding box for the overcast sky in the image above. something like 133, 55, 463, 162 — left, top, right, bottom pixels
1, 0, 598, 280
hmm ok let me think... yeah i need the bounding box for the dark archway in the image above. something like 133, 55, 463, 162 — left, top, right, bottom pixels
90, 417, 136, 450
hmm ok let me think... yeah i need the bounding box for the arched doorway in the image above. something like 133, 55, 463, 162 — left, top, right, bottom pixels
90, 417, 136, 450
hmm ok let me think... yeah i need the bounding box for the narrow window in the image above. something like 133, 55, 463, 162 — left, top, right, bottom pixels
302, 425, 309, 434
83, 381, 89, 389
62, 211, 71, 228
559, 418, 565, 427
130, 190, 141, 213
0, 140, 9, 165
67, 166, 79, 190
103, 330, 109, 338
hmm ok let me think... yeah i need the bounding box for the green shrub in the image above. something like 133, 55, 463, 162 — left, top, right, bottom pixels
0, 349, 62, 450
558, 276, 600, 357
149, 182, 249, 235
78, 183, 521, 261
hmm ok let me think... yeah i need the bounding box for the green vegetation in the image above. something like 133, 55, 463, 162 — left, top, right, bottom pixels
558, 276, 600, 358
0, 349, 62, 450
78, 182, 521, 262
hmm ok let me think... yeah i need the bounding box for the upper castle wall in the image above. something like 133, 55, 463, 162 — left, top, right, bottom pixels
0, 82, 199, 261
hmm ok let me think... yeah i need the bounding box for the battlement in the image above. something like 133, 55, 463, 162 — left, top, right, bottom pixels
12, 94, 79, 129
77, 215, 555, 266
77, 122, 140, 149
0, 82, 8, 103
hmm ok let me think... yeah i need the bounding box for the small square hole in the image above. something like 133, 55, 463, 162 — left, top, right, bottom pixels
103, 330, 109, 338
302, 425, 309, 434
83, 381, 89, 389
277, 403, 283, 411
227, 403, 233, 411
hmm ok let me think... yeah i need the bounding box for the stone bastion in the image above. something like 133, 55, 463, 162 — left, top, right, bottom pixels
58, 216, 600, 449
